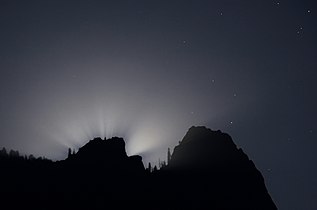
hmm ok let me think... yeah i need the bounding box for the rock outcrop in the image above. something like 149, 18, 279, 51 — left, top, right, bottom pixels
156, 126, 277, 210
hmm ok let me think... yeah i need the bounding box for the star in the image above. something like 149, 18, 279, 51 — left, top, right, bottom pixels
233, 93, 237, 97
296, 27, 303, 35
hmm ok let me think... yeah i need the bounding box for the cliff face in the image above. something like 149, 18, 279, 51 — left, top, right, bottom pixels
72, 137, 128, 162
161, 126, 277, 210
64, 136, 145, 175
66, 137, 133, 163
170, 126, 240, 168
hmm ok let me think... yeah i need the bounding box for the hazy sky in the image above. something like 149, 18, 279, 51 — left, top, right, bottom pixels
0, 1, 316, 209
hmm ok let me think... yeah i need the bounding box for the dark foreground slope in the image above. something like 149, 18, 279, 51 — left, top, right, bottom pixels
151, 126, 277, 209
0, 126, 277, 210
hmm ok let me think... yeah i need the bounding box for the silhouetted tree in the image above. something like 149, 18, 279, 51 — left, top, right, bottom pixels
159, 159, 166, 169
0, 147, 7, 157
9, 149, 19, 158
161, 161, 166, 168
167, 148, 171, 165
153, 165, 157, 172
29, 154, 35, 160
68, 148, 72, 158
148, 162, 152, 172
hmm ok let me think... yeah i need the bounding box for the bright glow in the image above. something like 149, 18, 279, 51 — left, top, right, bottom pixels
126, 120, 165, 156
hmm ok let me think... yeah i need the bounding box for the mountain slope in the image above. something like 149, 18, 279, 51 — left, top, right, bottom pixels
156, 126, 277, 209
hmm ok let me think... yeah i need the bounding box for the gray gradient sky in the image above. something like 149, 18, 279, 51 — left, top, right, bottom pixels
0, 1, 316, 209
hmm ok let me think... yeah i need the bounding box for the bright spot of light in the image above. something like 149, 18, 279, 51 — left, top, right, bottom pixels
127, 121, 163, 155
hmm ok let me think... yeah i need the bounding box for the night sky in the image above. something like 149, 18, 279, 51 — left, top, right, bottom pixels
0, 1, 316, 209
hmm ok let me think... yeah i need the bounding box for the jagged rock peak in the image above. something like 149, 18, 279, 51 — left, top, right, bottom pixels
69, 136, 128, 163
80, 136, 125, 150
180, 126, 236, 148
169, 126, 243, 168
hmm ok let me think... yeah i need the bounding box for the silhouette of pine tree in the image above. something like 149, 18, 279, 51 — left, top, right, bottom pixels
9, 149, 19, 158
148, 162, 152, 172
167, 148, 171, 165
0, 147, 7, 157
28, 154, 35, 160
68, 148, 72, 158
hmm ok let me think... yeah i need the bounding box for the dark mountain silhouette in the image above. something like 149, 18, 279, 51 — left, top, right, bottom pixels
64, 137, 144, 173
0, 126, 277, 210
153, 126, 277, 209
